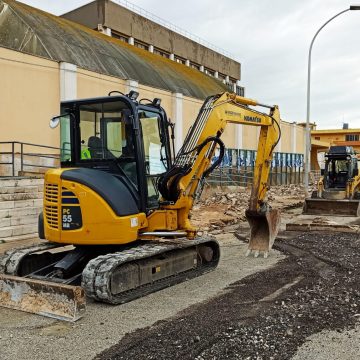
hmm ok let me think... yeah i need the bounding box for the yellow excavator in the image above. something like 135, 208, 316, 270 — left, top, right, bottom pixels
303, 145, 360, 216
0, 91, 281, 321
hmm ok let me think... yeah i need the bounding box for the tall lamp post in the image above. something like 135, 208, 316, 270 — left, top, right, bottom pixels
304, 5, 360, 196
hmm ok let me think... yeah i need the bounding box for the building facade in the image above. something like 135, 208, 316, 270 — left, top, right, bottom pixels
61, 0, 243, 95
310, 127, 360, 170
0, 0, 306, 180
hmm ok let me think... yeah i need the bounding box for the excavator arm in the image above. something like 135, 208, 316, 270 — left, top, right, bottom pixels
157, 92, 281, 255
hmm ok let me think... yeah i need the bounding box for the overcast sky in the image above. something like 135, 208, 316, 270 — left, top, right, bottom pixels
19, 0, 360, 129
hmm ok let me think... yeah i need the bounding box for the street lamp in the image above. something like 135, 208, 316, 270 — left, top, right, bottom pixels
304, 5, 360, 196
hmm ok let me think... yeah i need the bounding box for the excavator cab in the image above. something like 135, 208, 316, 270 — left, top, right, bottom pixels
304, 146, 360, 216
55, 91, 172, 220
323, 148, 358, 189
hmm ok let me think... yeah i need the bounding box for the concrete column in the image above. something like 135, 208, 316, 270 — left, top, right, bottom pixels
225, 75, 230, 83
128, 37, 134, 45
104, 27, 112, 36
169, 53, 175, 61
185, 59, 190, 67
235, 125, 243, 150
172, 93, 183, 154
236, 80, 241, 86
199, 65, 204, 72
232, 83, 237, 93
148, 44, 154, 53
60, 62, 77, 101
97, 25, 111, 36
291, 122, 297, 153
125, 79, 139, 93
275, 122, 282, 152
214, 71, 219, 78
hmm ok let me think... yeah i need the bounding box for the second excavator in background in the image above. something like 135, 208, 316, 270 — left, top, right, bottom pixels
0, 91, 281, 321
304, 145, 360, 216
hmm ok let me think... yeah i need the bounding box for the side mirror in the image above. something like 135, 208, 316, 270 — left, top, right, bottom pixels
49, 115, 61, 129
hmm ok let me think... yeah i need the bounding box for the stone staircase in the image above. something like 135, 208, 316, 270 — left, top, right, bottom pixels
0, 177, 44, 242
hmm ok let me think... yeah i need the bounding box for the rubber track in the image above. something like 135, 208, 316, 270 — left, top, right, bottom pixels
82, 238, 220, 304
0, 243, 60, 275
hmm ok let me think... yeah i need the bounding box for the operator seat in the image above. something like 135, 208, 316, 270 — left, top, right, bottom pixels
88, 136, 103, 159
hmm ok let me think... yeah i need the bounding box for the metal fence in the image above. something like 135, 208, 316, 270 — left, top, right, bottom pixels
207, 149, 304, 187
0, 142, 60, 177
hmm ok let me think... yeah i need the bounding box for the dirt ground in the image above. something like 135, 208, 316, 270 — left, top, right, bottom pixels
1, 185, 359, 359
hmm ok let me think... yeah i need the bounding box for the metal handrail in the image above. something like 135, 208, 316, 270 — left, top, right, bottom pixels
0, 141, 60, 177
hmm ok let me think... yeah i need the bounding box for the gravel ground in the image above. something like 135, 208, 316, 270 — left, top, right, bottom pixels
96, 232, 360, 360
0, 232, 283, 360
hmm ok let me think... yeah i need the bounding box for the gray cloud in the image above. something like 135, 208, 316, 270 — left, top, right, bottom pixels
18, 0, 360, 128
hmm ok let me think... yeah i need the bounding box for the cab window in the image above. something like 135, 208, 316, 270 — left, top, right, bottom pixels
78, 101, 137, 186
139, 110, 167, 208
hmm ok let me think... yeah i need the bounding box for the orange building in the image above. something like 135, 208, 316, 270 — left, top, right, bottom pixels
310, 127, 360, 170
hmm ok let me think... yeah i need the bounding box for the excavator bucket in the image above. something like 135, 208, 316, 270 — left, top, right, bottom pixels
0, 274, 86, 321
303, 198, 360, 217
245, 209, 281, 257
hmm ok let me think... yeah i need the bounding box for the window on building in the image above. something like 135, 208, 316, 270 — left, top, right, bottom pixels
174, 56, 186, 64
153, 48, 170, 58
218, 73, 226, 80
204, 68, 215, 77
111, 32, 128, 43
235, 85, 244, 96
190, 62, 200, 70
345, 134, 359, 141
134, 40, 147, 50
315, 136, 320, 140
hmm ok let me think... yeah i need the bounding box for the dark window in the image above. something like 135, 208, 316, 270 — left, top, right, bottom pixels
60, 115, 72, 163
315, 136, 320, 140
139, 110, 167, 208
345, 134, 359, 141
78, 101, 138, 187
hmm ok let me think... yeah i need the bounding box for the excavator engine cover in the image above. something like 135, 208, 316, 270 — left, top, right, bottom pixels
245, 209, 281, 254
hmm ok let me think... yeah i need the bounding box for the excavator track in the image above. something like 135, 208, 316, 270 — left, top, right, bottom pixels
82, 237, 220, 304
0, 242, 62, 275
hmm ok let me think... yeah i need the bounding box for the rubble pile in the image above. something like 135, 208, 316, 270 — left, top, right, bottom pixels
192, 185, 306, 233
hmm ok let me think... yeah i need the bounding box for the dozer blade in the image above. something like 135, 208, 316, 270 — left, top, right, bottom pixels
245, 209, 281, 256
0, 274, 86, 322
303, 198, 360, 217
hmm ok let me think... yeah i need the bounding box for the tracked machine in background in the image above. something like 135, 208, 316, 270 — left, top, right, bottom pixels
304, 146, 360, 216
0, 91, 281, 321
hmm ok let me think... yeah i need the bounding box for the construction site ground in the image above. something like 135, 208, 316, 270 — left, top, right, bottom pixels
0, 185, 359, 360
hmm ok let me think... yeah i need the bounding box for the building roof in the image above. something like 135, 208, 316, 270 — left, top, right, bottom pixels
312, 129, 360, 134
0, 0, 228, 99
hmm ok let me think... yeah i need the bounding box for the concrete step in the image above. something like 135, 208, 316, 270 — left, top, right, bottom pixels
0, 177, 44, 188
0, 184, 43, 194
0, 192, 43, 202
0, 198, 43, 210
0, 224, 38, 239
0, 232, 39, 244
0, 214, 39, 227
0, 206, 42, 219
